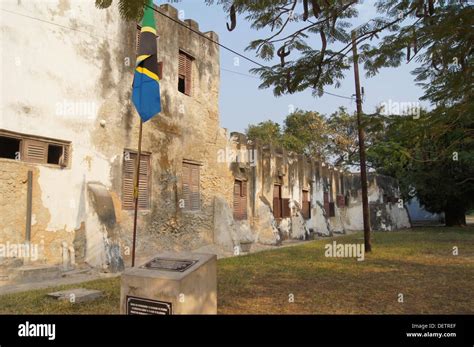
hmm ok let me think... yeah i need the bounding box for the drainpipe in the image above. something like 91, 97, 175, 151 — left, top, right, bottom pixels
25, 170, 33, 244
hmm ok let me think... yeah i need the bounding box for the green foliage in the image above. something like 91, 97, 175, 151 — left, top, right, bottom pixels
207, 1, 472, 107
246, 108, 360, 165
206, 0, 358, 96
246, 120, 282, 146
367, 104, 474, 219
95, 0, 148, 22
282, 110, 329, 158
360, 1, 474, 106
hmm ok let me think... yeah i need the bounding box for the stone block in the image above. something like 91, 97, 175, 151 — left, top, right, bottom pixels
120, 252, 217, 314
11, 265, 60, 283
47, 288, 103, 303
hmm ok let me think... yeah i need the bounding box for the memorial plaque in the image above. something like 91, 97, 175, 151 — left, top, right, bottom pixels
126, 296, 172, 315
141, 257, 197, 272
121, 252, 217, 314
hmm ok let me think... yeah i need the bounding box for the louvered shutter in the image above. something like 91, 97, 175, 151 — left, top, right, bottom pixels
62, 145, 70, 167
184, 55, 192, 95
323, 191, 330, 216
158, 61, 163, 79
179, 52, 186, 77
122, 152, 150, 210
122, 154, 135, 210
241, 181, 247, 219
182, 164, 190, 210
190, 165, 200, 210
182, 162, 200, 211
179, 52, 192, 96
282, 198, 291, 218
23, 139, 47, 164
136, 25, 141, 53
302, 190, 310, 220
137, 156, 150, 209
233, 181, 241, 220
273, 185, 281, 218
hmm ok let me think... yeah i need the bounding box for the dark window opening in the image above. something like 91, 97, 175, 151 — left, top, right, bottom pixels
233, 180, 248, 220
47, 144, 63, 165
302, 190, 311, 220
0, 136, 20, 159
178, 51, 193, 95
273, 185, 281, 218
178, 75, 186, 94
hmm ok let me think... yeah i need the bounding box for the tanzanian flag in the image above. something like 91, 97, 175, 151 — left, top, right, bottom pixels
132, 0, 161, 122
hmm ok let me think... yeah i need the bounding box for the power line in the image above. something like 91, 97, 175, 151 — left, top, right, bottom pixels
323, 91, 354, 101
221, 67, 354, 100
221, 67, 260, 78
2, 5, 354, 101
149, 5, 354, 101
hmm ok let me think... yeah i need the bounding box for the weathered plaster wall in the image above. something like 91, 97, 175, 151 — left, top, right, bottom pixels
0, 159, 75, 264
223, 134, 412, 248
0, 1, 411, 272
116, 4, 234, 261
1, 1, 232, 269
0, 0, 132, 267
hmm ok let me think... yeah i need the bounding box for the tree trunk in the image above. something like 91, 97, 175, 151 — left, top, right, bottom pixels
445, 204, 466, 226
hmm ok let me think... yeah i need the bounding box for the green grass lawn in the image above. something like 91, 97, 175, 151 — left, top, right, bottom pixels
0, 226, 473, 314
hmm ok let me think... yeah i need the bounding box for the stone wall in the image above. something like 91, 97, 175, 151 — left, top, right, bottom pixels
0, 1, 230, 270
213, 133, 412, 249
0, 1, 411, 273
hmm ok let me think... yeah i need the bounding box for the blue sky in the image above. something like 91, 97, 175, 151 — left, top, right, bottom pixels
158, 0, 430, 133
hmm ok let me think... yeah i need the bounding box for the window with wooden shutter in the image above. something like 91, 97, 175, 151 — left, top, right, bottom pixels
122, 151, 151, 210
273, 185, 282, 219
233, 181, 241, 219
157, 61, 163, 79
323, 191, 330, 216
136, 25, 141, 53
23, 139, 47, 164
241, 181, 247, 219
0, 130, 70, 167
329, 202, 336, 217
182, 162, 200, 211
178, 50, 193, 96
282, 198, 291, 218
233, 180, 247, 220
302, 190, 311, 220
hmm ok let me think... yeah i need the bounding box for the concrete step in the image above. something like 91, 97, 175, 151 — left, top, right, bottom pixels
0, 272, 10, 281
0, 257, 24, 270
11, 265, 61, 283
61, 267, 92, 278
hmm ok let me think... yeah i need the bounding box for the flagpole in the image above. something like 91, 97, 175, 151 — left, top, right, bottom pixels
131, 118, 143, 267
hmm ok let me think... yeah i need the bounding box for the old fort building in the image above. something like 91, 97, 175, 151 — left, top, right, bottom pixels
0, 2, 410, 277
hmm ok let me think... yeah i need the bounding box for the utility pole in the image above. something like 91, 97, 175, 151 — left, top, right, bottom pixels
351, 31, 371, 252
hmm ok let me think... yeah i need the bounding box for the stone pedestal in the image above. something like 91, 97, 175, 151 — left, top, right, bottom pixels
120, 252, 217, 314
